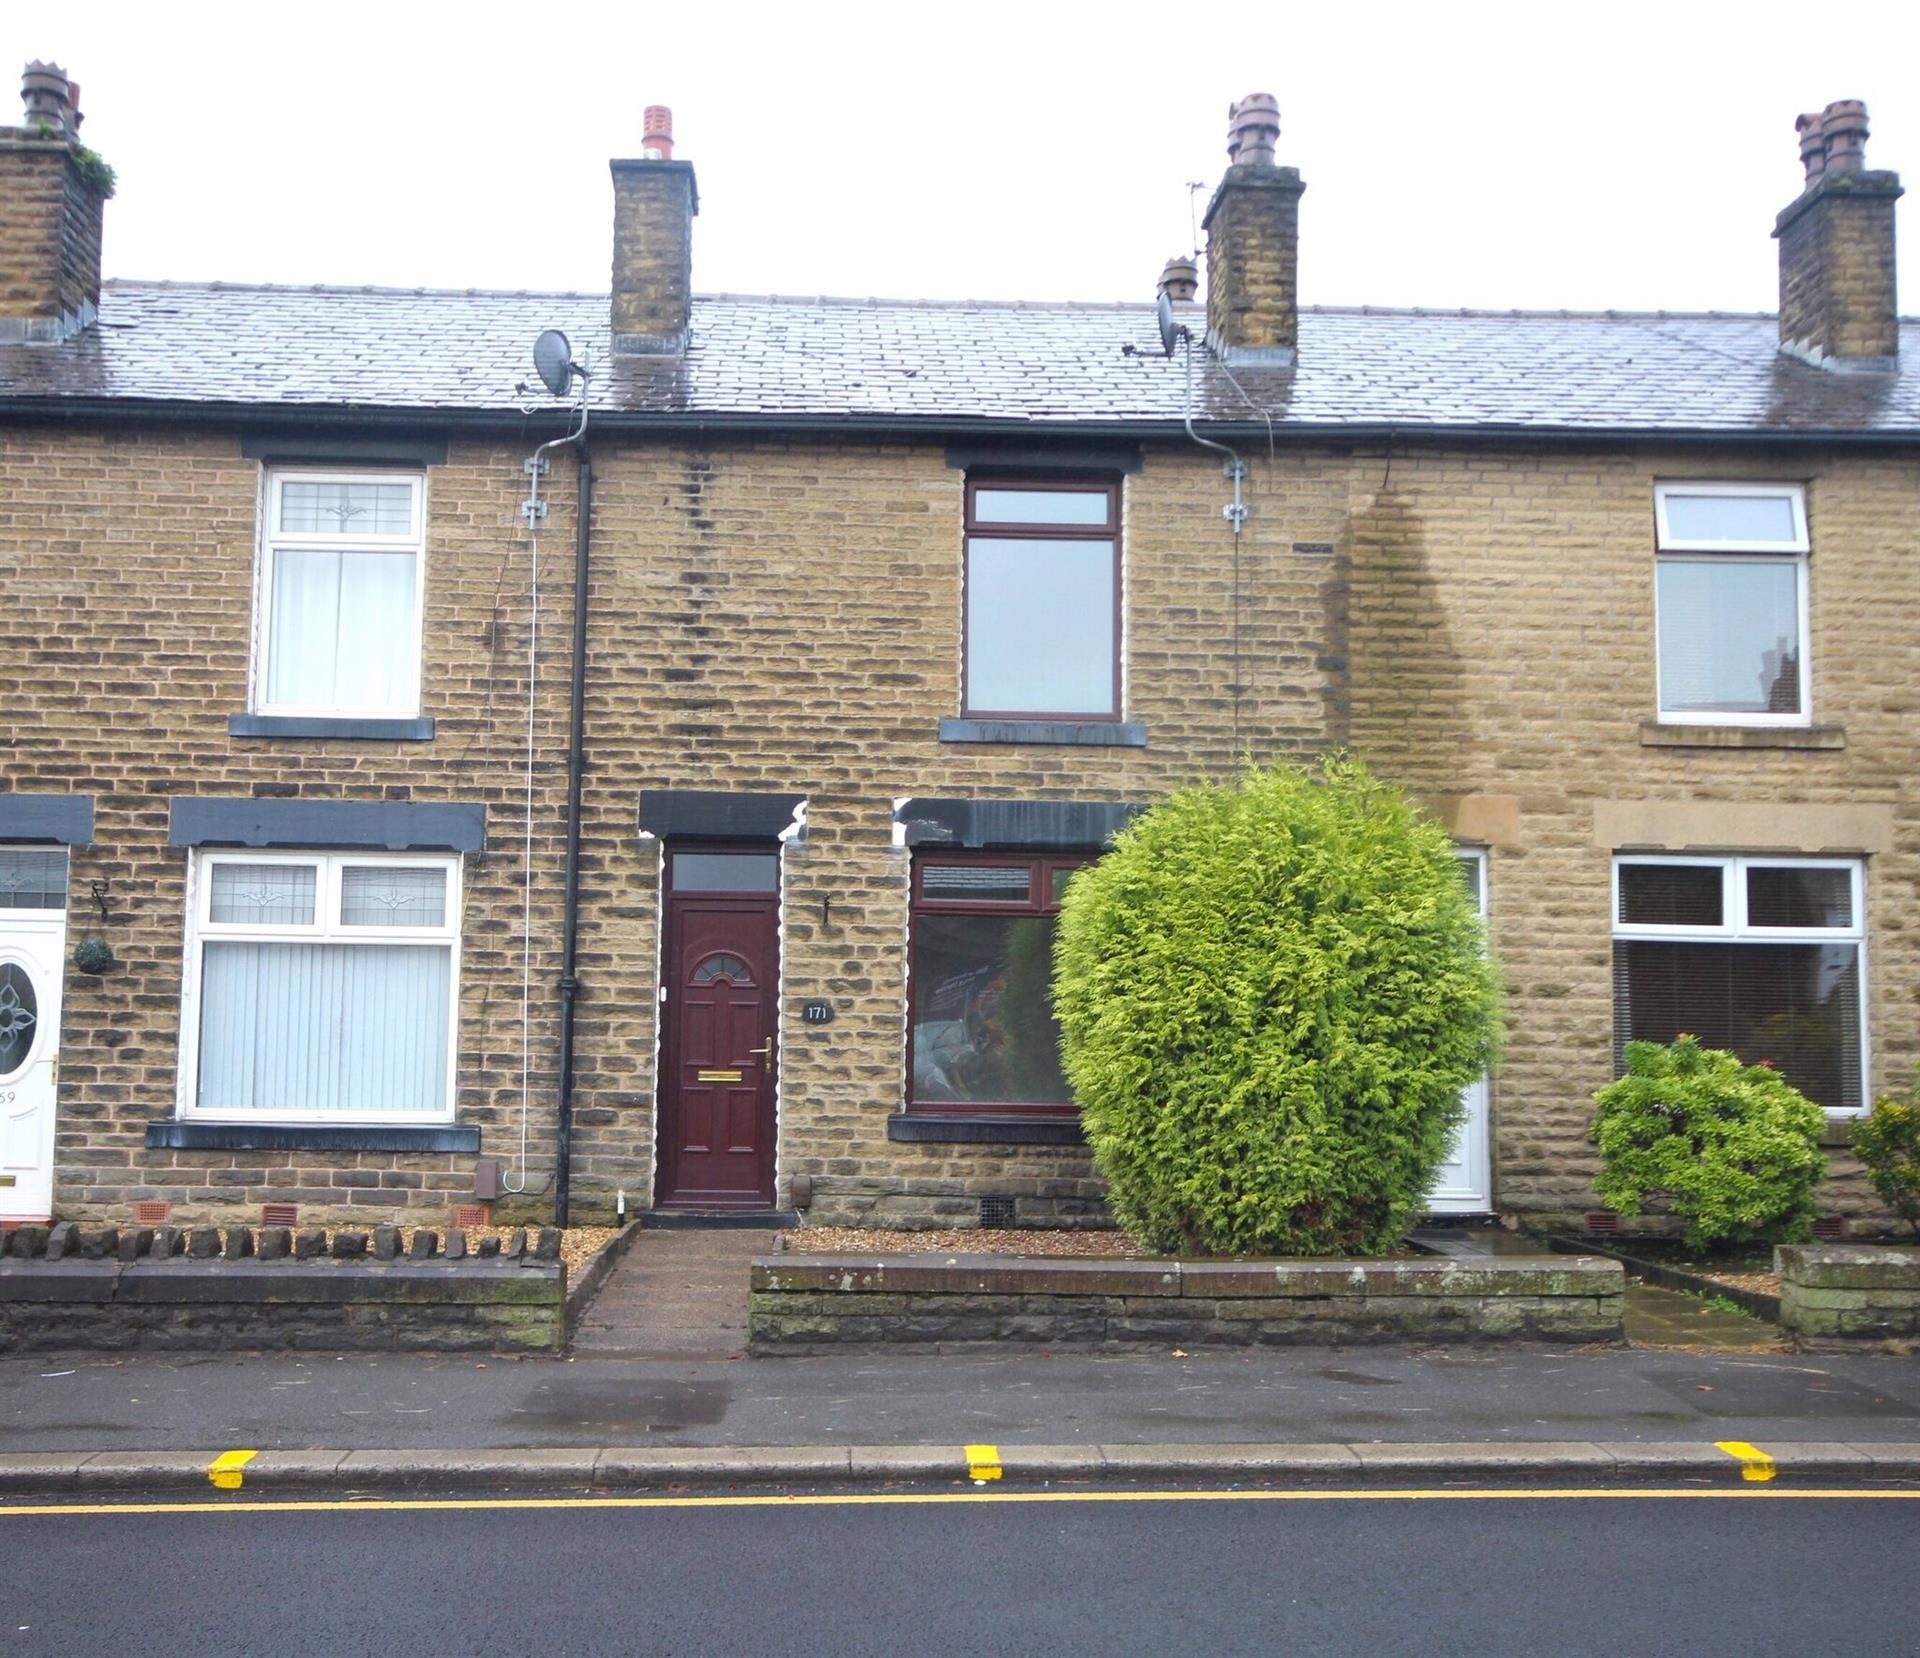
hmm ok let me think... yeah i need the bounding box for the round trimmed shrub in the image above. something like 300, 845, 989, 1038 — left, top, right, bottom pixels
1851, 1072, 1920, 1238
1051, 756, 1500, 1256
1589, 1036, 1826, 1251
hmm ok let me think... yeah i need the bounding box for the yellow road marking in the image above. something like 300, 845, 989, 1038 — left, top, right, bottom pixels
207, 1450, 258, 1491
0, 1487, 1913, 1519
965, 1443, 1002, 1482
1714, 1441, 1777, 1483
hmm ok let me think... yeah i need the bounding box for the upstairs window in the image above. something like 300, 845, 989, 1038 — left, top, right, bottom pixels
1612, 854, 1864, 1113
964, 478, 1120, 720
1653, 483, 1809, 725
256, 471, 425, 717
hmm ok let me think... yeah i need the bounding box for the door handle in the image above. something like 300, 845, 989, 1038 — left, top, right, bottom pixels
748, 1040, 775, 1061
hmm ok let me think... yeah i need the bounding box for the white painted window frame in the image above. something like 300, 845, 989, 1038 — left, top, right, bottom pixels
1611, 852, 1868, 1114
1652, 482, 1811, 729
176, 848, 462, 1125
252, 468, 427, 719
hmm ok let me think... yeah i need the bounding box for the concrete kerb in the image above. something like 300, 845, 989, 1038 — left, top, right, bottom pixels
0, 1441, 1915, 1498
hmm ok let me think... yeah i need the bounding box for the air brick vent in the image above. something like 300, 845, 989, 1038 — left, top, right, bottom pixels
1584, 1210, 1622, 1234
978, 1194, 1017, 1230
261, 1202, 298, 1228
455, 1204, 490, 1229
1813, 1215, 1848, 1240
134, 1201, 170, 1225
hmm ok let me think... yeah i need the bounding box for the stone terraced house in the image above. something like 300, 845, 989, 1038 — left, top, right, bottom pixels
1, 71, 1916, 1235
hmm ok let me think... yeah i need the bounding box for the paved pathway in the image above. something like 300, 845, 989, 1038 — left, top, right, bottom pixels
568, 1228, 777, 1359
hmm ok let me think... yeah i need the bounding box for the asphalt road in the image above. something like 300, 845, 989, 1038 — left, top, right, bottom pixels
5, 1346, 1920, 1452
0, 1489, 1912, 1657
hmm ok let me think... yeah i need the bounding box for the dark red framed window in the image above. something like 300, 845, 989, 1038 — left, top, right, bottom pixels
907, 851, 1093, 1116
963, 477, 1121, 720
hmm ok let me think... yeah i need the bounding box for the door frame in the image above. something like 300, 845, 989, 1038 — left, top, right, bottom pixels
0, 847, 69, 1224
653, 841, 784, 1210
1428, 846, 1493, 1215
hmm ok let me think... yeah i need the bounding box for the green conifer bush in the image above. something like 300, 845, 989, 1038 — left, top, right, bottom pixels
1051, 756, 1500, 1256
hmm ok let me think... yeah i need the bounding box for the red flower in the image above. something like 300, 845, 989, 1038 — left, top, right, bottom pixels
1757, 1058, 1775, 1069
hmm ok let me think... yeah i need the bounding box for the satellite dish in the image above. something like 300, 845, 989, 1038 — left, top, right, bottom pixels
533, 329, 577, 398
1156, 291, 1184, 358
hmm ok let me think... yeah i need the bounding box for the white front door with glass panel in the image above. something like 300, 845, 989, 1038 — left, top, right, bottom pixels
0, 848, 69, 1222
1429, 848, 1491, 1214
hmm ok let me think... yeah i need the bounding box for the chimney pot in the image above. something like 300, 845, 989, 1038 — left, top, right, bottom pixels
1157, 256, 1199, 302
1821, 98, 1869, 173
1226, 92, 1281, 167
1797, 112, 1827, 185
642, 104, 674, 161
19, 59, 80, 136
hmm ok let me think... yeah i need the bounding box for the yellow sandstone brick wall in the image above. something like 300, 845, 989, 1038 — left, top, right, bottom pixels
5, 420, 1915, 1230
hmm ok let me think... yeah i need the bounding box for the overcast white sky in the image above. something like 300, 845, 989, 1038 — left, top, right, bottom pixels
8, 1, 1916, 313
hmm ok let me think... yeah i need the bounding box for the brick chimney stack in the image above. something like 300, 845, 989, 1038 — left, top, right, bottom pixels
1775, 99, 1902, 371
1202, 93, 1303, 364
610, 104, 698, 355
0, 61, 109, 344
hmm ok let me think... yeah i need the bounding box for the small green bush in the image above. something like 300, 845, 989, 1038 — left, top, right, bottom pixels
1590, 1036, 1825, 1251
1852, 1075, 1920, 1237
1051, 755, 1500, 1257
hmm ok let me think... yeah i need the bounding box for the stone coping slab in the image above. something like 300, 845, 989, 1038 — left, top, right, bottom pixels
0, 1440, 1912, 1497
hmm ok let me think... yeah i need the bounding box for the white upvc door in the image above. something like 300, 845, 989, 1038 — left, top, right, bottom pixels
1428, 848, 1492, 1214
0, 905, 65, 1223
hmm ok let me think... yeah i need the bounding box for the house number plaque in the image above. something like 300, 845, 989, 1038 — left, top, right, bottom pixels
802, 1001, 835, 1025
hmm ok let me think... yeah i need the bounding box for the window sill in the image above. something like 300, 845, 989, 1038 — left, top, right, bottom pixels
939, 718, 1147, 748
888, 1114, 1086, 1146
146, 1122, 479, 1153
1639, 722, 1845, 751
231, 714, 436, 741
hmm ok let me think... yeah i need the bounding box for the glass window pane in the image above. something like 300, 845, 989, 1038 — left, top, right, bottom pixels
1618, 863, 1723, 927
1454, 854, 1483, 911
923, 864, 1033, 903
671, 852, 779, 892
0, 961, 40, 1078
210, 863, 317, 925
966, 537, 1115, 715
1613, 939, 1861, 1111
279, 480, 415, 537
972, 489, 1110, 526
910, 913, 1073, 1107
1747, 866, 1852, 930
0, 849, 68, 911
1663, 491, 1799, 547
1657, 558, 1801, 716
267, 549, 417, 710
197, 941, 449, 1115
1049, 865, 1086, 907
341, 866, 447, 928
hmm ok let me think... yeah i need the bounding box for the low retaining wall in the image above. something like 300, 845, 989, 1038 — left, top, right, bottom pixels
0, 1223, 564, 1353
749, 1254, 1625, 1352
1778, 1245, 1920, 1340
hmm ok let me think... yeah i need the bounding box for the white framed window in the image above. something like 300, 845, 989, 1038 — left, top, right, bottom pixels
1653, 482, 1810, 727
1612, 854, 1865, 1114
254, 470, 426, 717
179, 850, 461, 1124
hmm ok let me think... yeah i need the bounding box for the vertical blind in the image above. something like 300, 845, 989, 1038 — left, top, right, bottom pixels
267, 548, 417, 711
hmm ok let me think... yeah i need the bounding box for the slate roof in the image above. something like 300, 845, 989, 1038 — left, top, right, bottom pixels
2, 280, 1919, 437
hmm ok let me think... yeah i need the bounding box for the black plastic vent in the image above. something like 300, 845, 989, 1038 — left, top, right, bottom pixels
978, 1195, 1017, 1230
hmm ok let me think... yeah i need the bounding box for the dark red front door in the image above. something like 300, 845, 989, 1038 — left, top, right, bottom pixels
657, 883, 779, 1208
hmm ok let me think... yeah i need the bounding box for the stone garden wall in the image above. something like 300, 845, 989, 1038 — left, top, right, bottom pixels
1777, 1244, 1920, 1340
749, 1253, 1625, 1352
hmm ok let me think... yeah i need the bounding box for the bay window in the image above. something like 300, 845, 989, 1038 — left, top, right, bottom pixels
181, 850, 460, 1123
907, 852, 1090, 1115
1653, 482, 1809, 724
1611, 854, 1864, 1113
256, 470, 425, 717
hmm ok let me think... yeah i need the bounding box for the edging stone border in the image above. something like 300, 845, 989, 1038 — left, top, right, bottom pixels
1545, 1234, 1783, 1323
748, 1253, 1626, 1352
0, 1223, 566, 1354
1778, 1244, 1920, 1340
564, 1221, 642, 1336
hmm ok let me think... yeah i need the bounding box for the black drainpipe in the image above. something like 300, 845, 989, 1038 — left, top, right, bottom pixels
554, 446, 593, 1227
